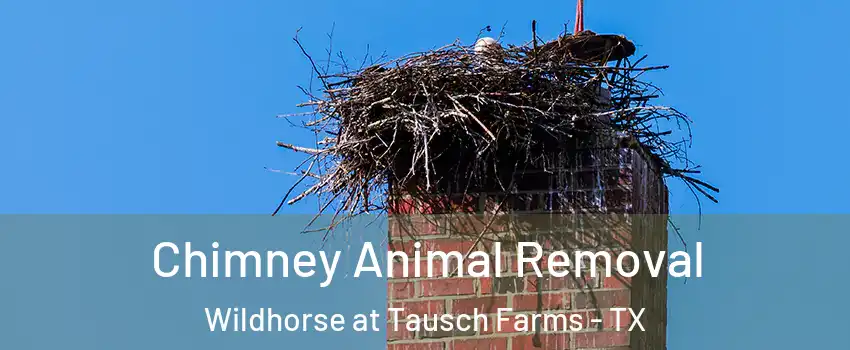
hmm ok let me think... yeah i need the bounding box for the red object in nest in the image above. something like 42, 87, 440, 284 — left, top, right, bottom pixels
561, 0, 636, 62
575, 0, 585, 34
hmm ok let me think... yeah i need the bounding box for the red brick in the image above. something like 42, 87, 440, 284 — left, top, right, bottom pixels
426, 257, 472, 278
452, 296, 508, 314
467, 254, 508, 274
389, 342, 445, 350
573, 290, 630, 310
390, 281, 416, 300
603, 275, 630, 289
518, 311, 592, 332
389, 241, 420, 256
387, 323, 416, 341
448, 337, 508, 350
423, 261, 470, 279
421, 278, 476, 297
412, 194, 477, 214
390, 216, 445, 238
388, 151, 667, 349
526, 275, 596, 293
445, 213, 511, 233
391, 259, 444, 279
423, 239, 475, 255
480, 277, 493, 294
603, 308, 632, 330
525, 275, 566, 292
389, 300, 445, 319
482, 276, 524, 294
492, 315, 526, 334
390, 196, 478, 215
413, 219, 443, 236
511, 333, 570, 349
574, 331, 629, 348
575, 311, 596, 331
388, 198, 416, 214
479, 275, 525, 294
388, 218, 408, 237
512, 293, 569, 312
512, 253, 570, 274
493, 314, 574, 334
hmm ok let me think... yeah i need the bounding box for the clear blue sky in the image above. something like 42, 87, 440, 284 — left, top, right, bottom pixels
3, 0, 848, 214
1, 0, 848, 349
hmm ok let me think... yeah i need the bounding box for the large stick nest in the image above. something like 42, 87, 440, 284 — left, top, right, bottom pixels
277, 30, 717, 227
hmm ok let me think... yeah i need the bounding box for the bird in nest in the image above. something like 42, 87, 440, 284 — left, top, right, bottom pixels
472, 37, 506, 67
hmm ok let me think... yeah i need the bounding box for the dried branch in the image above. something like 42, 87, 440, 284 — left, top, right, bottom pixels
277, 29, 717, 234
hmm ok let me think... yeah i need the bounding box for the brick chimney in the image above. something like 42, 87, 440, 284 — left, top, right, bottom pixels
386, 136, 669, 350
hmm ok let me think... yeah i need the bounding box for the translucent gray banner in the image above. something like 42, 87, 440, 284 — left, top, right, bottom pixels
0, 215, 845, 349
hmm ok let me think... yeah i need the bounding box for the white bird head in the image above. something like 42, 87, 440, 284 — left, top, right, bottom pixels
474, 37, 500, 55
